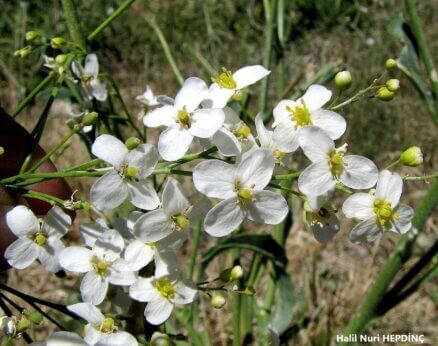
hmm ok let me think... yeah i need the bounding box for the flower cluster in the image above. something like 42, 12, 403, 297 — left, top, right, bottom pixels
2, 57, 417, 345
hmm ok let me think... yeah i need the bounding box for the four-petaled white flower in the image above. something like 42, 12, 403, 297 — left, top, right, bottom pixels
136, 85, 159, 107
72, 54, 107, 101
298, 126, 378, 196
272, 84, 346, 152
204, 65, 271, 108
90, 134, 159, 210
143, 77, 225, 161
211, 107, 256, 156
60, 229, 135, 305
129, 273, 197, 325
193, 148, 288, 236
5, 206, 71, 272
342, 170, 414, 243
303, 190, 340, 244
67, 303, 138, 346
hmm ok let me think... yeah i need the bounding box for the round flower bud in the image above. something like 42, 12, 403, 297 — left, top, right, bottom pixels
399, 146, 423, 167
385, 79, 400, 92
16, 317, 30, 333
25, 31, 39, 42
230, 265, 243, 280
82, 112, 98, 126
51, 37, 66, 49
55, 54, 68, 64
244, 286, 256, 296
376, 87, 394, 101
27, 312, 43, 325
125, 136, 141, 150
211, 294, 226, 309
334, 71, 352, 90
0, 146, 4, 157
385, 58, 398, 70
151, 331, 172, 346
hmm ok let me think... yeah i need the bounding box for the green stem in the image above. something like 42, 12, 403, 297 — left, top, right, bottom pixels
60, 0, 86, 51
188, 222, 202, 280
329, 85, 377, 111
87, 0, 136, 42
21, 190, 65, 206
232, 292, 241, 346
146, 17, 184, 86
11, 73, 55, 118
340, 181, 438, 341
385, 159, 400, 170
271, 172, 300, 181
404, 172, 438, 181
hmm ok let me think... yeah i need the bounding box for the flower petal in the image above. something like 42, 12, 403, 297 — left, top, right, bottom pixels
90, 171, 128, 210
298, 161, 335, 196
204, 198, 244, 237
189, 108, 225, 138
341, 155, 378, 190
96, 332, 138, 346
272, 121, 299, 153
91, 79, 107, 102
311, 214, 340, 244
311, 109, 346, 140
67, 302, 104, 325
163, 178, 190, 216
79, 220, 109, 248
174, 280, 198, 305
5, 238, 39, 269
6, 205, 39, 237
392, 204, 414, 234
91, 134, 128, 167
84, 54, 99, 78
212, 127, 241, 156
42, 206, 71, 238
129, 278, 157, 302
125, 144, 158, 178
298, 126, 334, 162
144, 296, 174, 325
46, 331, 86, 346
255, 113, 273, 148
124, 240, 154, 271
158, 125, 193, 161
247, 190, 288, 224
38, 237, 64, 272
203, 83, 235, 108
349, 218, 381, 243
174, 77, 208, 112
375, 170, 403, 207
94, 229, 125, 261
273, 100, 296, 127
342, 193, 374, 219
59, 246, 93, 273
193, 160, 235, 199
80, 271, 109, 305
299, 84, 332, 110
126, 179, 160, 210
108, 259, 136, 286
134, 209, 173, 243
143, 105, 177, 127
233, 65, 270, 89
237, 148, 275, 190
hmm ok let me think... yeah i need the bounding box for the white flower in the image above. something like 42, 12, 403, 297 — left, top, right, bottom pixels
30, 331, 86, 346
204, 65, 270, 108
5, 206, 70, 272
211, 107, 256, 156
342, 170, 414, 243
133, 178, 195, 243
136, 85, 159, 107
129, 273, 197, 325
272, 84, 346, 152
90, 134, 159, 210
1, 316, 17, 337
72, 54, 107, 101
298, 126, 378, 196
303, 190, 340, 244
67, 303, 138, 346
143, 77, 225, 161
59, 229, 135, 305
193, 148, 288, 236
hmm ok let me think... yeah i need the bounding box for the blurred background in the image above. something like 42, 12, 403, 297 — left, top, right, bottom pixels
0, 0, 436, 344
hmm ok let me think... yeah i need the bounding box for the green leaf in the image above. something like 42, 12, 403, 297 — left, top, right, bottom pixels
201, 233, 288, 270
268, 270, 295, 334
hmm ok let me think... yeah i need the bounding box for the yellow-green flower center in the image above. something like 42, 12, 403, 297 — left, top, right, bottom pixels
237, 188, 252, 200
273, 149, 285, 159
100, 317, 115, 333
174, 214, 190, 229
234, 123, 251, 138
154, 277, 176, 300
211, 67, 237, 89
329, 150, 345, 177
286, 100, 312, 127
177, 109, 191, 128
373, 199, 398, 227
82, 74, 94, 84
92, 257, 109, 276
34, 233, 47, 246
125, 166, 138, 178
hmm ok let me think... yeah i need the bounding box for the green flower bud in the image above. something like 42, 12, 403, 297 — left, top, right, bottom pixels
151, 331, 173, 346
55, 54, 68, 64
0, 146, 4, 157
230, 265, 243, 280
376, 86, 394, 101
27, 312, 43, 325
14, 46, 32, 58
51, 37, 66, 49
244, 286, 256, 296
334, 70, 352, 90
385, 58, 398, 70
125, 137, 141, 150
16, 317, 30, 333
399, 146, 423, 167
82, 112, 98, 126
211, 294, 226, 309
25, 31, 39, 42
385, 79, 400, 92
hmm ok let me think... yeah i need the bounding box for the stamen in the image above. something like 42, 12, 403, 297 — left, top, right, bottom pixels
211, 67, 237, 89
